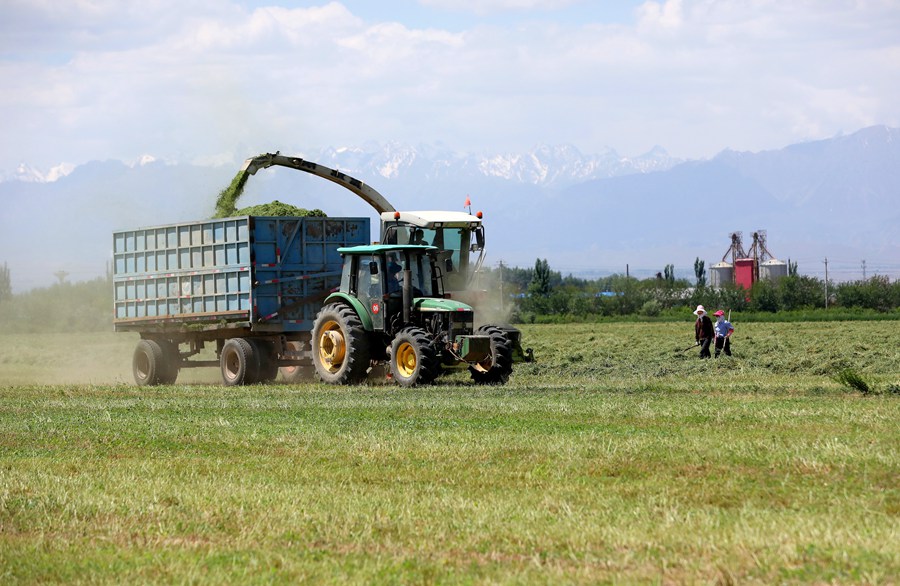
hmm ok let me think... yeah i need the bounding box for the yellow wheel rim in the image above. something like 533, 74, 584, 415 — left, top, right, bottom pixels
395, 341, 418, 378
318, 320, 346, 373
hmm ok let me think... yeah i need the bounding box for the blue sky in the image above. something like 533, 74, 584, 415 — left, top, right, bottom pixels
2, 0, 899, 174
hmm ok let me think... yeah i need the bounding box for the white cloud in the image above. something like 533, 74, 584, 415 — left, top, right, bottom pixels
637, 0, 684, 31
418, 0, 584, 15
1, 0, 899, 171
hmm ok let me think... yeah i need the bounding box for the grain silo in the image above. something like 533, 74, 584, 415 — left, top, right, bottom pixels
748, 231, 788, 282
710, 261, 734, 288
760, 258, 788, 281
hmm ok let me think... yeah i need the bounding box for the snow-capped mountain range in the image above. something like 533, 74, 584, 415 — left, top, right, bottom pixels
6, 154, 160, 184
303, 142, 679, 186
2, 143, 679, 188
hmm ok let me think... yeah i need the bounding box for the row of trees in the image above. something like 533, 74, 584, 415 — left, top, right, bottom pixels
487, 258, 900, 320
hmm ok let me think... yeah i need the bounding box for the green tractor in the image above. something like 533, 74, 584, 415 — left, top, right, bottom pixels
311, 244, 513, 386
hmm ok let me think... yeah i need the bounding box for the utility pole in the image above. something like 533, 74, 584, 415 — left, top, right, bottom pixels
823, 257, 829, 309
626, 264, 629, 279
862, 259, 866, 280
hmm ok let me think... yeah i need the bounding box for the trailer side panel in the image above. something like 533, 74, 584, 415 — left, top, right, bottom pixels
113, 216, 369, 333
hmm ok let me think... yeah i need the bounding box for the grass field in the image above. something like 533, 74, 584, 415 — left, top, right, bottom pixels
1, 322, 898, 584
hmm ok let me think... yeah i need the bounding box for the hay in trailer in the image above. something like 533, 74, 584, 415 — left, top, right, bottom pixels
212, 169, 327, 218
235, 201, 327, 217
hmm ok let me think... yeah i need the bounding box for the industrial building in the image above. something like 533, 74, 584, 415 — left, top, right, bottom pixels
710, 230, 788, 289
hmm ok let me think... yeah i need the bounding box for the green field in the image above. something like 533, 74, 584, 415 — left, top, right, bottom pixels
1, 322, 898, 584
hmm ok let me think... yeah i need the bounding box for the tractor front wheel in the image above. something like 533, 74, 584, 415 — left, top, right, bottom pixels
390, 327, 439, 387
312, 303, 371, 385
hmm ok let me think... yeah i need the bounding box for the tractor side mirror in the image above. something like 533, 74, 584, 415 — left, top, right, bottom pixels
369, 260, 379, 275
475, 227, 485, 249
445, 258, 454, 273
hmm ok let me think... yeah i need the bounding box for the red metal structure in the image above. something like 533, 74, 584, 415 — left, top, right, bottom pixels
734, 258, 757, 289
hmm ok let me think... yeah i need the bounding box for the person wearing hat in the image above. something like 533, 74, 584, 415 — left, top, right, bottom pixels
713, 309, 734, 357
693, 305, 714, 358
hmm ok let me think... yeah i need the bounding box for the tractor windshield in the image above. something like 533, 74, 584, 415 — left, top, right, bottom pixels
384, 251, 435, 297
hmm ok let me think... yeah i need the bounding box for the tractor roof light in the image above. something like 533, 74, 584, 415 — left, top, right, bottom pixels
393, 211, 401, 220
476, 211, 483, 219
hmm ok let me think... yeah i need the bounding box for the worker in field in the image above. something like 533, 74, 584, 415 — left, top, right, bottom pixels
693, 305, 714, 358
713, 310, 734, 357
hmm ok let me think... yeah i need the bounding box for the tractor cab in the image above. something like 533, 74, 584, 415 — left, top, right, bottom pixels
380, 211, 484, 292
335, 244, 461, 337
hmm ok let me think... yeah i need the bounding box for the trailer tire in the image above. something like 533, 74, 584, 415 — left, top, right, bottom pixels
156, 339, 180, 384
249, 339, 279, 383
312, 303, 370, 385
221, 338, 259, 386
469, 324, 513, 385
280, 340, 315, 383
390, 327, 439, 387
133, 339, 167, 386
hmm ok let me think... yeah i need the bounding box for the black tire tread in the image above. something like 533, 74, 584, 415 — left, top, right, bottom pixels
469, 324, 513, 385
390, 326, 440, 387
312, 303, 371, 385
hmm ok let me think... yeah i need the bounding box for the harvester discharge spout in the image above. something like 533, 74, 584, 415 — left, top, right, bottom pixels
241, 152, 397, 215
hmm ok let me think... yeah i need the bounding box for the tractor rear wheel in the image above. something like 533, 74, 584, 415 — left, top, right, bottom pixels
220, 338, 258, 386
469, 325, 513, 385
390, 327, 439, 387
312, 303, 371, 385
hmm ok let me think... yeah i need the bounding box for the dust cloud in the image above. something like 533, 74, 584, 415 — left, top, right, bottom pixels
0, 332, 221, 386
467, 269, 516, 328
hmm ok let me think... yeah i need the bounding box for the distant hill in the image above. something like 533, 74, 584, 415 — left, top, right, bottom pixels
1, 126, 897, 291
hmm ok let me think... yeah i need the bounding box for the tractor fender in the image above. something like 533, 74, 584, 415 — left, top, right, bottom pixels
322, 292, 374, 331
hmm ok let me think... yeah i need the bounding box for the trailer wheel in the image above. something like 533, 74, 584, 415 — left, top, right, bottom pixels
249, 339, 279, 383
469, 325, 513, 385
390, 327, 439, 387
220, 338, 259, 386
312, 303, 370, 385
280, 340, 315, 383
157, 339, 180, 384
133, 339, 167, 386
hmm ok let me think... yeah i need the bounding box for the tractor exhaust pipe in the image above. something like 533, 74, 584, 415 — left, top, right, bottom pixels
402, 267, 412, 324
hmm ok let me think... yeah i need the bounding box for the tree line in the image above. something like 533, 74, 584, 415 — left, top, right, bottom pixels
485, 258, 900, 322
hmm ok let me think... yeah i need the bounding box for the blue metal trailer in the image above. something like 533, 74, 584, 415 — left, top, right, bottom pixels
113, 215, 370, 385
